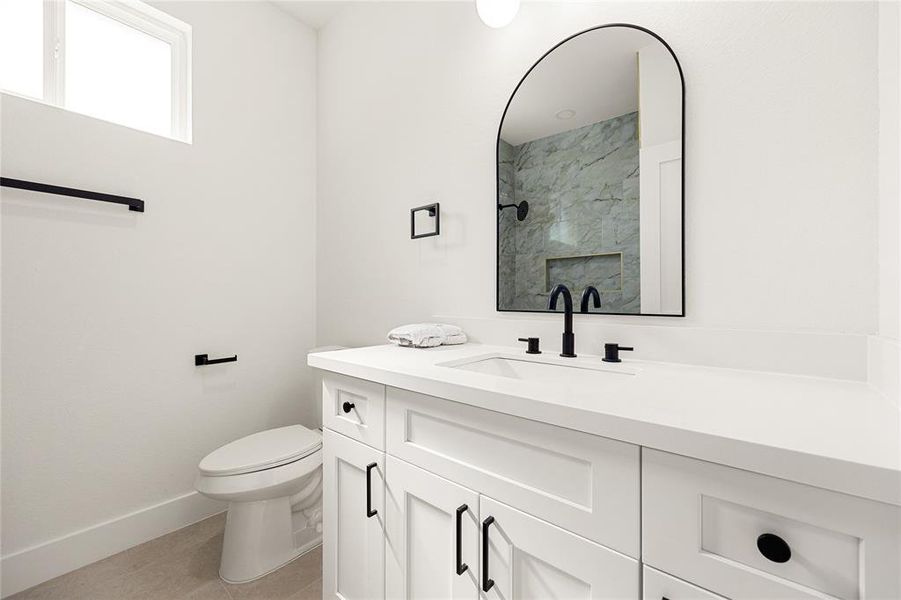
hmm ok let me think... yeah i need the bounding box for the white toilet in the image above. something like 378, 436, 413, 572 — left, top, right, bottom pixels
195, 425, 323, 584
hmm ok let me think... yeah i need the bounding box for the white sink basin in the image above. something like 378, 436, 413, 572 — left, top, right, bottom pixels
438, 353, 637, 385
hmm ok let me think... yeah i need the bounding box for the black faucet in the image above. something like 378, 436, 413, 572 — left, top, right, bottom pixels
547, 284, 576, 357
580, 286, 601, 313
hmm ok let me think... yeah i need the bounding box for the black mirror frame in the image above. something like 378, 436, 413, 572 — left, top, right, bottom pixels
495, 23, 686, 317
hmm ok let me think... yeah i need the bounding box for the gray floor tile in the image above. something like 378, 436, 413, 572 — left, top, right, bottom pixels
7, 513, 321, 600
287, 577, 322, 600
223, 546, 322, 600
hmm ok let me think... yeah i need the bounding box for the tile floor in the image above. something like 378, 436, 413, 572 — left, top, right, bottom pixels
9, 513, 322, 600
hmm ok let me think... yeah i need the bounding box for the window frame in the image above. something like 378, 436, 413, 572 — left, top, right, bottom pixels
8, 0, 192, 142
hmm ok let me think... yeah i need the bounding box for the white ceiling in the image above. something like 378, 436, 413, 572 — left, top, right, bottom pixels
270, 1, 351, 29
501, 27, 658, 146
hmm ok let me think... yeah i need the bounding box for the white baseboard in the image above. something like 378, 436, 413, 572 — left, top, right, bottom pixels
0, 491, 225, 598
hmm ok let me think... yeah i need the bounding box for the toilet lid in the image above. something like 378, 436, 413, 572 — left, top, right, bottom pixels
199, 425, 322, 477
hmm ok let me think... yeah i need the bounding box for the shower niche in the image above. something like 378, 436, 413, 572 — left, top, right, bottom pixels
496, 25, 684, 316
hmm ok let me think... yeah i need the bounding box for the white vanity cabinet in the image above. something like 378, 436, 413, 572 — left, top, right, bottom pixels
322, 374, 640, 599
319, 370, 901, 600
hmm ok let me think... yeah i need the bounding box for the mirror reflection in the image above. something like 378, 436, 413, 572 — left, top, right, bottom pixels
497, 25, 684, 316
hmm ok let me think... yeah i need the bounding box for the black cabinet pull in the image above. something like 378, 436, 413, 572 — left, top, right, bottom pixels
194, 354, 237, 366
365, 462, 378, 518
482, 516, 495, 592
757, 533, 791, 563
342, 401, 355, 413
455, 504, 468, 575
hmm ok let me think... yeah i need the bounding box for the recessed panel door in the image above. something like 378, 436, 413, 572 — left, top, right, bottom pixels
385, 455, 480, 599
323, 429, 385, 599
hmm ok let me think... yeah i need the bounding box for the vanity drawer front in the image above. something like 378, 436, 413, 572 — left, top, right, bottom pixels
385, 387, 640, 557
322, 373, 385, 450
642, 449, 901, 600
642, 566, 727, 600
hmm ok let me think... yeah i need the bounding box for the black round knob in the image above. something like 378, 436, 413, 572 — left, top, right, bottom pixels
342, 401, 355, 414
757, 533, 791, 563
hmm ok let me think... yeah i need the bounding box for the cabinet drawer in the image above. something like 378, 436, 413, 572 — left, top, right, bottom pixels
322, 373, 385, 450
642, 567, 726, 600
643, 449, 901, 600
386, 387, 640, 557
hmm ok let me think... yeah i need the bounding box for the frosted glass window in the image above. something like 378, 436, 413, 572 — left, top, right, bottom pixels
65, 1, 172, 137
0, 0, 44, 99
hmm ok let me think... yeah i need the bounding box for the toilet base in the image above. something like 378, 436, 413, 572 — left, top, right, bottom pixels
220, 540, 321, 585
219, 496, 321, 584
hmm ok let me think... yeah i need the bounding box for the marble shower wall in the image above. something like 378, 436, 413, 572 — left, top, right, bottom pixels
498, 111, 641, 312
498, 140, 517, 309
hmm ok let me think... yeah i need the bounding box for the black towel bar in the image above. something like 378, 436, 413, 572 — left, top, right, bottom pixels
1, 177, 145, 213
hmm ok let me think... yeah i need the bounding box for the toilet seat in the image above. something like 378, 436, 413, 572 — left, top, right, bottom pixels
199, 425, 322, 477
195, 448, 322, 503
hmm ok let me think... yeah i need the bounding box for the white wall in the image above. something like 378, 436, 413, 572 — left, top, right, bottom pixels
878, 0, 899, 342
871, 0, 900, 403
0, 1, 317, 594
317, 1, 881, 376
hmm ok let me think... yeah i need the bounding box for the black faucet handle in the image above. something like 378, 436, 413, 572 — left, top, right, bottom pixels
602, 343, 634, 363
518, 337, 541, 354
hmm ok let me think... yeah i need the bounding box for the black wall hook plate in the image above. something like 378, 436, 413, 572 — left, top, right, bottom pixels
411, 202, 440, 239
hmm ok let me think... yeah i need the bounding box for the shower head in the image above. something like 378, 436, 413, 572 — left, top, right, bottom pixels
498, 201, 529, 222
515, 200, 529, 221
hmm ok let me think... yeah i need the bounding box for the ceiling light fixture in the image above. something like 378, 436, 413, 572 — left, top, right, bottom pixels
555, 109, 576, 120
476, 0, 520, 28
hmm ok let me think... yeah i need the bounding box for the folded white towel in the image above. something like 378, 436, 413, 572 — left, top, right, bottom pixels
443, 332, 468, 346
387, 324, 445, 347
387, 323, 467, 348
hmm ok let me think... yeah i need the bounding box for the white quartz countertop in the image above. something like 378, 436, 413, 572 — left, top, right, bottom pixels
308, 343, 901, 507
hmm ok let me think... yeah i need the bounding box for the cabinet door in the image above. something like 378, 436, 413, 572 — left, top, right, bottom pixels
323, 429, 385, 600
385, 456, 480, 599
480, 496, 638, 600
